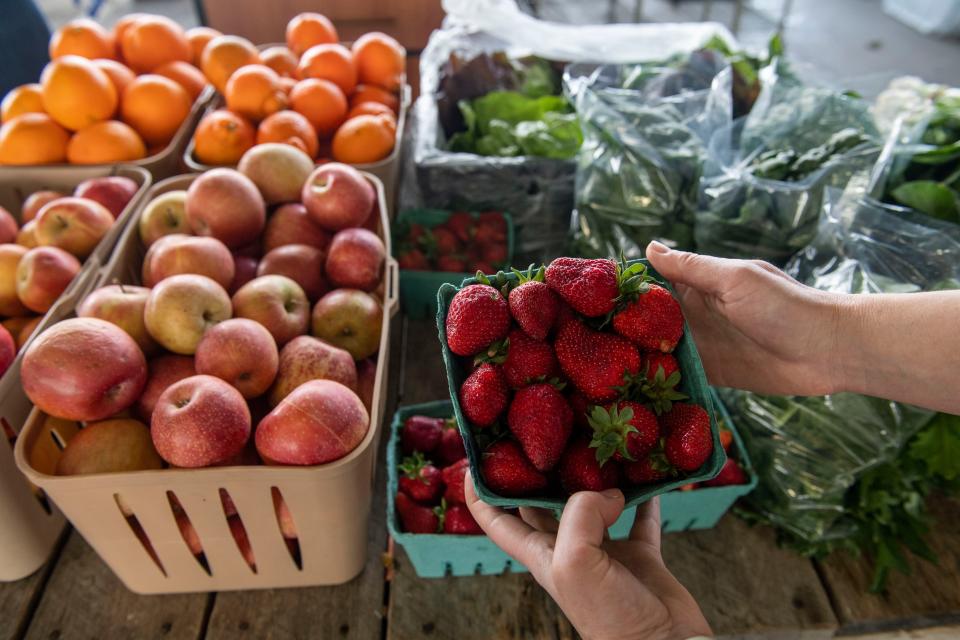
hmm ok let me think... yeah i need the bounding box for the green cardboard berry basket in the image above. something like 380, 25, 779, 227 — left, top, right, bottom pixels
386, 400, 527, 578
435, 258, 726, 511
393, 209, 515, 320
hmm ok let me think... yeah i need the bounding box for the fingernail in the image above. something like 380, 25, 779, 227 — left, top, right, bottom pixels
600, 488, 623, 500
647, 240, 670, 255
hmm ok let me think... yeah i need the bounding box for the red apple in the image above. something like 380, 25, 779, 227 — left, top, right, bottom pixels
231, 275, 308, 346
228, 515, 256, 568
273, 489, 297, 539
144, 274, 233, 355
325, 228, 384, 291
233, 241, 262, 259
0, 324, 14, 378
35, 196, 114, 259
257, 244, 328, 302
263, 203, 330, 253
77, 284, 157, 354
16, 246, 81, 313
21, 191, 64, 223
142, 234, 235, 289
175, 509, 203, 556
301, 163, 374, 231
230, 255, 258, 294
195, 318, 279, 399
356, 357, 377, 414
16, 316, 41, 350
22, 317, 147, 421
0, 207, 18, 244
55, 418, 163, 475
136, 354, 196, 423
16, 220, 39, 248
74, 176, 140, 219
268, 335, 357, 406
185, 168, 266, 249
0, 244, 29, 316
255, 379, 368, 465
138, 190, 190, 247
151, 374, 251, 468
311, 289, 382, 360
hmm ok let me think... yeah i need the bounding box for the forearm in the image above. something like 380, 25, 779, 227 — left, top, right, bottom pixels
834, 291, 960, 414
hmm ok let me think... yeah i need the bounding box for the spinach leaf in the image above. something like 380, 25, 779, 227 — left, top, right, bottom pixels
890, 181, 960, 222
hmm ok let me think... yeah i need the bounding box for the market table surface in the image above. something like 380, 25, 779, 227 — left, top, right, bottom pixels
1, 316, 958, 640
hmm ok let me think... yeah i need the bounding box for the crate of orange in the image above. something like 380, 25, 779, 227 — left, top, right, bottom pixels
0, 15, 217, 178
183, 12, 410, 205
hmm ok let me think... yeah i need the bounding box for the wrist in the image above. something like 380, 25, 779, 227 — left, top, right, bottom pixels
827, 291, 871, 395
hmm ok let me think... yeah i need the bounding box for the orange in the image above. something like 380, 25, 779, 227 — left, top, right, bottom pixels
350, 84, 399, 113
260, 46, 299, 78
0, 114, 70, 165
185, 26, 222, 66
120, 15, 191, 74
296, 44, 356, 95
286, 13, 338, 57
192, 109, 255, 165
347, 100, 396, 121
278, 76, 297, 94
66, 120, 147, 164
155, 61, 208, 101
224, 64, 287, 122
50, 18, 115, 60
41, 55, 118, 131
93, 59, 136, 96
289, 78, 347, 137
331, 114, 395, 164
257, 110, 319, 158
120, 74, 191, 145
1, 84, 45, 123
201, 35, 260, 94
351, 32, 405, 92
112, 13, 150, 49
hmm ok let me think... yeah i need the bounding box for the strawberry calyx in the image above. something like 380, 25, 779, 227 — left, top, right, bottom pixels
399, 451, 431, 480
511, 264, 546, 285
645, 446, 676, 477
615, 364, 688, 415
587, 404, 639, 466
433, 499, 447, 533
475, 271, 512, 297
472, 419, 509, 450
473, 337, 509, 366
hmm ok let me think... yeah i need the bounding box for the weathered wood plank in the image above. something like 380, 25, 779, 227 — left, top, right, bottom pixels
0, 534, 62, 640
844, 625, 960, 639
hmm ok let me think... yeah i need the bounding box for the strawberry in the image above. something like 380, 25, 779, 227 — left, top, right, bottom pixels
502, 329, 558, 389
612, 284, 684, 353
623, 451, 672, 484
507, 266, 559, 340
703, 458, 747, 486
545, 257, 619, 317
631, 352, 687, 415
401, 415, 443, 455
554, 319, 641, 403
474, 221, 506, 245
444, 503, 483, 534
432, 227, 461, 256
482, 243, 507, 265
478, 211, 506, 233
507, 383, 573, 472
459, 363, 509, 427
643, 352, 678, 381
559, 438, 621, 494
719, 428, 734, 452
445, 284, 511, 356
662, 403, 713, 472
437, 255, 468, 272
398, 248, 430, 271
588, 401, 659, 465
446, 212, 474, 242
398, 453, 445, 504
480, 440, 548, 496
441, 458, 470, 504
396, 492, 441, 533
472, 261, 496, 275
568, 391, 592, 430
407, 223, 427, 243
436, 420, 467, 466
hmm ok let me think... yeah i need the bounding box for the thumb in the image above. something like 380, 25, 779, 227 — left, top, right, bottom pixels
554, 489, 625, 560
645, 241, 735, 294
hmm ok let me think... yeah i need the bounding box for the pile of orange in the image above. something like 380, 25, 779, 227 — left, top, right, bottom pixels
0, 15, 210, 165
191, 13, 404, 167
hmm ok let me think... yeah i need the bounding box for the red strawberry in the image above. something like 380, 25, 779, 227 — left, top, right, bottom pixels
480, 440, 548, 496
662, 403, 713, 472
445, 284, 511, 356
559, 438, 620, 494
612, 284, 684, 352
407, 223, 427, 243
482, 243, 507, 265
508, 266, 559, 340
446, 211, 474, 242
441, 458, 470, 504
507, 383, 573, 472
436, 420, 467, 465
635, 352, 687, 415
704, 458, 747, 487
554, 319, 641, 403
437, 255, 468, 272
401, 415, 443, 455
398, 453, 445, 504
432, 227, 460, 255
623, 452, 672, 484
502, 329, 558, 389
398, 248, 430, 271
396, 492, 441, 533
643, 352, 679, 381
444, 503, 483, 534
478, 211, 506, 233
474, 221, 506, 245
587, 401, 659, 464
568, 391, 592, 430
719, 429, 734, 452
545, 257, 619, 317
459, 363, 509, 427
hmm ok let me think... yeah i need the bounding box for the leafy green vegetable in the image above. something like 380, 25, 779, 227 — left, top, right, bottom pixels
910, 413, 960, 480
890, 181, 959, 222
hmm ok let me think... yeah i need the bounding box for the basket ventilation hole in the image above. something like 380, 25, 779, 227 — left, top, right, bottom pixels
49, 428, 68, 451
116, 493, 167, 577
1, 418, 16, 446
271, 487, 301, 570
33, 487, 52, 515
221, 488, 257, 574
166, 491, 210, 575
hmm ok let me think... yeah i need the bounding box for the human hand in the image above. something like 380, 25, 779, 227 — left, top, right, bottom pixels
465, 473, 712, 640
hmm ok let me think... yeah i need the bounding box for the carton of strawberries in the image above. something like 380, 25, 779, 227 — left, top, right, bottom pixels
437, 256, 726, 509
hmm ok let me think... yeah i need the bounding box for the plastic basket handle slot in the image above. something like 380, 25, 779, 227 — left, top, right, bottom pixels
385, 257, 400, 316
270, 487, 302, 570
220, 489, 257, 574
117, 493, 167, 577
167, 491, 212, 576
2, 417, 16, 445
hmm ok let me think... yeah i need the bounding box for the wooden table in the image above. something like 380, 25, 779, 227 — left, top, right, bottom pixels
2, 316, 958, 640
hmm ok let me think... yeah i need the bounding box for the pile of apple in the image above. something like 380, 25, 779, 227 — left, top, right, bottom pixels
0, 176, 138, 377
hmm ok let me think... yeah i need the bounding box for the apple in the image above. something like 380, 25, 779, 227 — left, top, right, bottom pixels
255, 379, 368, 465
228, 516, 256, 567
311, 289, 382, 360
195, 318, 279, 399
0, 207, 18, 244
233, 241, 262, 259
0, 324, 14, 377
175, 509, 203, 556
301, 163, 374, 231
185, 168, 266, 249
230, 255, 258, 293
0, 244, 29, 316
77, 284, 157, 354
151, 374, 251, 468
16, 316, 42, 350
74, 176, 140, 219
16, 220, 39, 248
138, 190, 190, 246
21, 317, 147, 421
2, 316, 35, 345
273, 490, 297, 539
55, 418, 163, 475
325, 228, 384, 291
144, 274, 232, 355
257, 244, 328, 302
231, 275, 308, 346
21, 190, 64, 223
35, 196, 114, 259
136, 354, 196, 423
16, 246, 81, 313
142, 234, 235, 289
356, 357, 376, 414
263, 203, 330, 253
237, 143, 314, 205
268, 335, 357, 406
